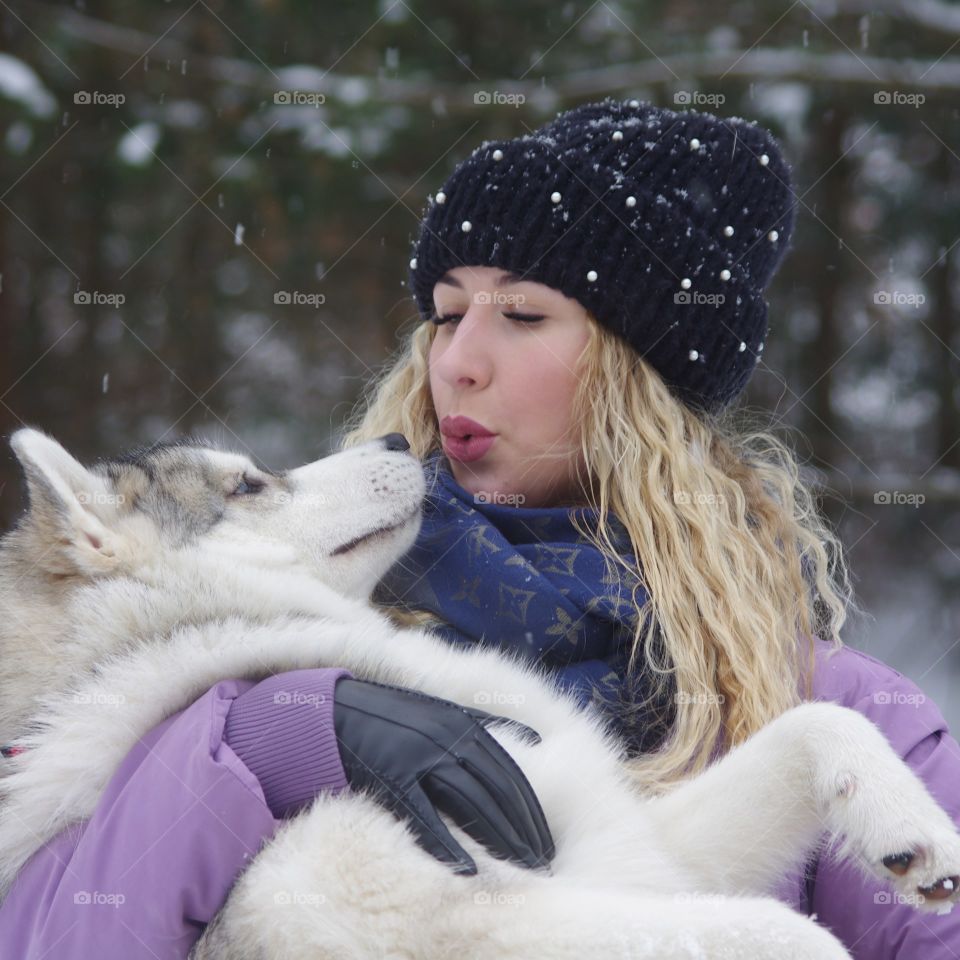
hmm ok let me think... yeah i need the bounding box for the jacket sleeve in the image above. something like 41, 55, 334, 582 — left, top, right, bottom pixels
0, 669, 350, 960
807, 663, 960, 958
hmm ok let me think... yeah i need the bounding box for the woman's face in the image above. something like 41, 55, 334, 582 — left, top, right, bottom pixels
428, 265, 592, 508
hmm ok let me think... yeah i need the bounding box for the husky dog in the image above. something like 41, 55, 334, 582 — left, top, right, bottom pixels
1, 428, 959, 960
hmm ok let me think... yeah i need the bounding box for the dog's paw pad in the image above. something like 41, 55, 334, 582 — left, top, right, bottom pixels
882, 851, 915, 876
918, 875, 959, 902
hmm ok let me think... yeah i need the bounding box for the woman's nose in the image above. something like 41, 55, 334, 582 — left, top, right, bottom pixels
433, 310, 492, 386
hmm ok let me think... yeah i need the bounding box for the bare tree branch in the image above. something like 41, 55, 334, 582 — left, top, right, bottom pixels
819, 0, 960, 38
34, 4, 960, 107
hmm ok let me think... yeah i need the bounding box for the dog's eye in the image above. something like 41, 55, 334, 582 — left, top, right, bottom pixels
232, 474, 266, 496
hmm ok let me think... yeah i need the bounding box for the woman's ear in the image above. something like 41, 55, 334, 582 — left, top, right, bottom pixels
10, 428, 122, 577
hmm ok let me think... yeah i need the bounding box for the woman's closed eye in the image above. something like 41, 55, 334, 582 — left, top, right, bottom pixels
431, 311, 545, 325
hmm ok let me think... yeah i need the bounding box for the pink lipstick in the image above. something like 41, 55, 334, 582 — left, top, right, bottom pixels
440, 416, 497, 463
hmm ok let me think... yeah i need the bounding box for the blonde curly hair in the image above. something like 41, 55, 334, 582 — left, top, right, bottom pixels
340, 310, 860, 794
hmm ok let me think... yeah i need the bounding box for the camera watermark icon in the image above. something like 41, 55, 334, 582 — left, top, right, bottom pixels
473, 890, 526, 907
274, 291, 326, 306
74, 291, 126, 306
873, 490, 925, 508
272, 491, 326, 506
873, 290, 925, 308
674, 690, 726, 706
273, 889, 327, 906
474, 291, 527, 306
274, 690, 328, 708
74, 890, 126, 907
674, 291, 725, 307
873, 690, 926, 708
674, 490, 725, 506
474, 491, 525, 505
273, 91, 326, 107
673, 891, 729, 904
73, 691, 126, 707
874, 91, 925, 108
674, 91, 725, 107
473, 690, 526, 707
473, 90, 526, 107
74, 91, 125, 107
77, 491, 126, 506
873, 889, 927, 906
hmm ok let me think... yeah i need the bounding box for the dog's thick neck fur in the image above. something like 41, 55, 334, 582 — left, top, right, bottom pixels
0, 531, 79, 736
0, 523, 430, 902
0, 521, 376, 747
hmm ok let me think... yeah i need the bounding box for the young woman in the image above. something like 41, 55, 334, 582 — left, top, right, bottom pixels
4, 98, 958, 959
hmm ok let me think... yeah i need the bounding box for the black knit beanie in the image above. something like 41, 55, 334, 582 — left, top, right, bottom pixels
407, 96, 797, 414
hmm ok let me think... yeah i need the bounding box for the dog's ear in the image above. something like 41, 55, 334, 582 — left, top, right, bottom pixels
10, 428, 122, 577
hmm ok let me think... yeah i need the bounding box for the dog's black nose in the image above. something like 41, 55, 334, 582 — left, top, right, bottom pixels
380, 433, 410, 452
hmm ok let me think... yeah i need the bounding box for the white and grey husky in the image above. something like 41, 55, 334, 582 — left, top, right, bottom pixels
0, 428, 958, 959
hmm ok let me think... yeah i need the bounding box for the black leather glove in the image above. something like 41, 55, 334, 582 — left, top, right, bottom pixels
332, 677, 555, 877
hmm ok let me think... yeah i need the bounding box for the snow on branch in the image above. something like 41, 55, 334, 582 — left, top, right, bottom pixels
824, 0, 960, 37
43, 6, 960, 106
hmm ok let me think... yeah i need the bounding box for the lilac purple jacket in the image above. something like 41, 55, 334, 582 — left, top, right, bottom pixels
2, 640, 958, 959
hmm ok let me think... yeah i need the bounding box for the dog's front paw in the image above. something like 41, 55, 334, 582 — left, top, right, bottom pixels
800, 704, 960, 917
831, 768, 960, 915
877, 844, 960, 914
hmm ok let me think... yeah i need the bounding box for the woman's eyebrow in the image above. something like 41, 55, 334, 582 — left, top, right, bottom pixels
436, 271, 528, 289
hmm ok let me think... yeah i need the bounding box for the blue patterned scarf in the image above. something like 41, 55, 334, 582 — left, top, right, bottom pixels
373, 450, 675, 755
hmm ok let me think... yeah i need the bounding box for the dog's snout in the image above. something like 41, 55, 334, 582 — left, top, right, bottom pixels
379, 433, 410, 453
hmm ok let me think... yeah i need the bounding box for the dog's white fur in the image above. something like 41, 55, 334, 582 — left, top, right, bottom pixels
1, 428, 959, 960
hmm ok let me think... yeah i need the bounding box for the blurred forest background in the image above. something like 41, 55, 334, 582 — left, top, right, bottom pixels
1, 1, 959, 726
